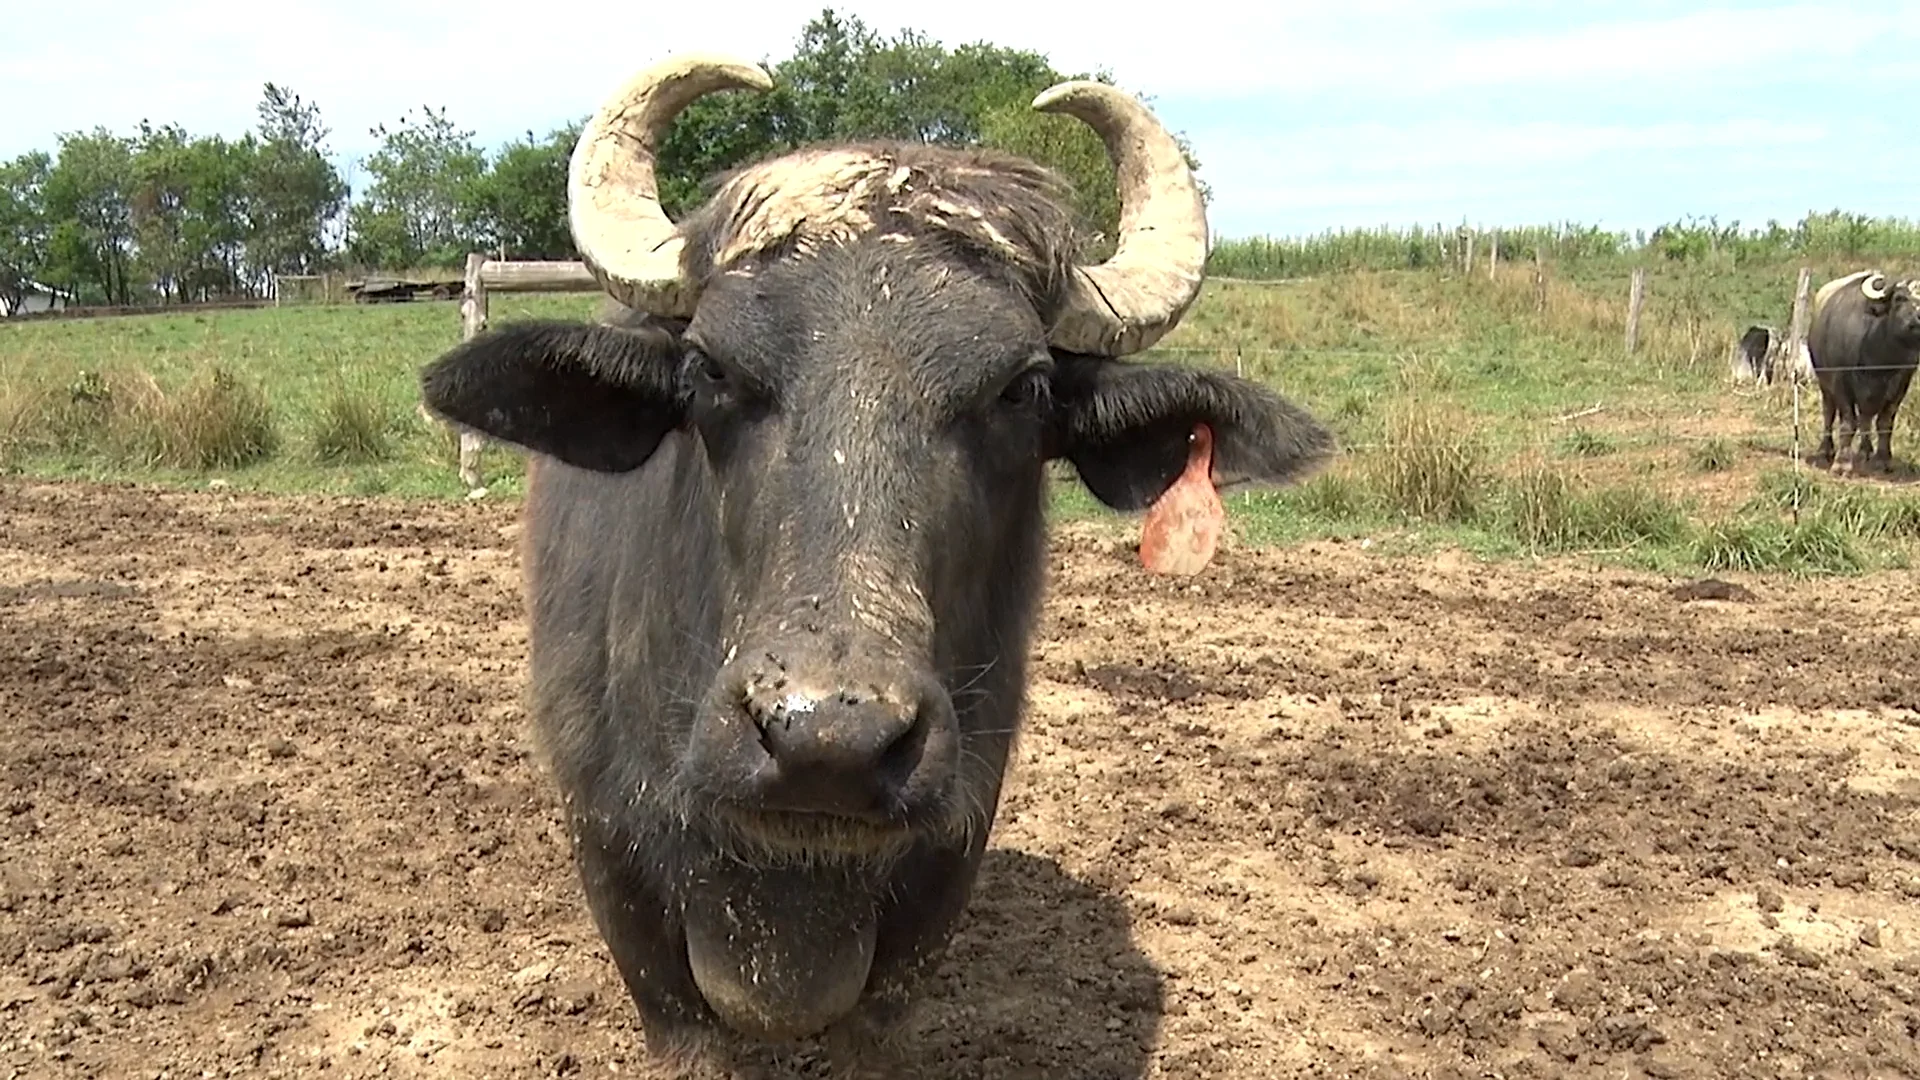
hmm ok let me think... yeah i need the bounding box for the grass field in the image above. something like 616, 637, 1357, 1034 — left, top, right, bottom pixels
11, 237, 1920, 577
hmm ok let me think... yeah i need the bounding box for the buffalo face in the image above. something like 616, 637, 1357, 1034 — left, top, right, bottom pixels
1872, 281, 1920, 349
422, 240, 1334, 859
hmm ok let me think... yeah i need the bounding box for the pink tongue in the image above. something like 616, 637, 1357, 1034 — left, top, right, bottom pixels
1138, 424, 1224, 576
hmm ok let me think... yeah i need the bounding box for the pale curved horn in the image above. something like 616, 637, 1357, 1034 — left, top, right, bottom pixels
568, 54, 773, 316
1033, 81, 1209, 357
1861, 272, 1890, 301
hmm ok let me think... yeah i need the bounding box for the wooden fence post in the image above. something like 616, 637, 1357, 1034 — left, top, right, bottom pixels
1533, 248, 1547, 313
455, 252, 490, 494
1488, 230, 1499, 280
1625, 268, 1647, 354
1783, 266, 1813, 382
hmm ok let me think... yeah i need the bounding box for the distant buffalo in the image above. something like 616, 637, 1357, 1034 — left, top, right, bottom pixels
417, 52, 1334, 1067
1731, 324, 1776, 383
1807, 270, 1920, 474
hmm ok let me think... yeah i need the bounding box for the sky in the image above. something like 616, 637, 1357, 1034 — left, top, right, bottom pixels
4, 0, 1916, 241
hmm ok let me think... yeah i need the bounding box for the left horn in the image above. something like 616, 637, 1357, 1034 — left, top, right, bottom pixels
567, 53, 773, 317
1034, 81, 1209, 357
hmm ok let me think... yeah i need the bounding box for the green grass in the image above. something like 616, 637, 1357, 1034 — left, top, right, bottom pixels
10, 247, 1920, 577
0, 294, 601, 498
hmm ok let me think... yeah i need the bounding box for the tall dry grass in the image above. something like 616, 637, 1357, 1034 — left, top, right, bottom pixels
0, 365, 278, 470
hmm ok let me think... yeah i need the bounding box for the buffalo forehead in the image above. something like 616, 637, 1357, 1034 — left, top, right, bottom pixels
709, 149, 1033, 270
691, 251, 1047, 405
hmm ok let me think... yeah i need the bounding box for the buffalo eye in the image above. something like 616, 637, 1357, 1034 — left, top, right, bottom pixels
689, 349, 728, 387
999, 368, 1050, 410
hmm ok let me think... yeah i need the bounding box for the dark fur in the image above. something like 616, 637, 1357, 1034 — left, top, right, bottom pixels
1736, 324, 1775, 383
1808, 279, 1920, 473
419, 140, 1335, 1063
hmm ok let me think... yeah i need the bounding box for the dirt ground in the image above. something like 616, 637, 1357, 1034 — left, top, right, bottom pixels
2, 477, 1918, 1080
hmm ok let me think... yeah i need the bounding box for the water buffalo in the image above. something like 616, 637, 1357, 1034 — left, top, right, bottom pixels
1731, 324, 1775, 383
1807, 269, 1920, 474
417, 53, 1335, 1065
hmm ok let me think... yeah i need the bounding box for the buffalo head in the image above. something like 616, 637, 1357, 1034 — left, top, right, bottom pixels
1856, 272, 1920, 346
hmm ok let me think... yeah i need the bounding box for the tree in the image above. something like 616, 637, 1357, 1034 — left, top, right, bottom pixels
43, 128, 137, 305
177, 135, 254, 299
127, 124, 260, 302
346, 105, 487, 268
0, 151, 51, 315
464, 123, 581, 260
248, 83, 348, 280
644, 10, 1204, 255
128, 122, 194, 301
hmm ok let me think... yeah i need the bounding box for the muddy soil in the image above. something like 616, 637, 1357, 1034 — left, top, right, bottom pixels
2, 477, 1918, 1079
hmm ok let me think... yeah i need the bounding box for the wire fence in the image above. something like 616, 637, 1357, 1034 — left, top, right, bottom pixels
1130, 343, 1920, 374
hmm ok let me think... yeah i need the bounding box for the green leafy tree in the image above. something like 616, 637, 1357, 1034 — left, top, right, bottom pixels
127, 122, 194, 300
180, 135, 254, 298
0, 151, 52, 314
646, 9, 1206, 255
655, 93, 786, 219
465, 122, 582, 259
248, 83, 348, 278
43, 128, 137, 304
346, 105, 487, 268
129, 125, 258, 301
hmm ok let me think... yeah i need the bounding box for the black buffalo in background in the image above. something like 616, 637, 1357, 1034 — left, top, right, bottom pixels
1807, 269, 1920, 474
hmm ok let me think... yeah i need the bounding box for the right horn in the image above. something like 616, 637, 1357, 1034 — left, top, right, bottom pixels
1862, 272, 1890, 301
567, 53, 773, 317
1034, 80, 1209, 358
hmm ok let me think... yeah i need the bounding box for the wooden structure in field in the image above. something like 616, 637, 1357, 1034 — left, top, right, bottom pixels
348, 270, 467, 304
444, 254, 603, 493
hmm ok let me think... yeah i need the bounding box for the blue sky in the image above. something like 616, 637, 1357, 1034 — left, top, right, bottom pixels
3, 0, 1913, 240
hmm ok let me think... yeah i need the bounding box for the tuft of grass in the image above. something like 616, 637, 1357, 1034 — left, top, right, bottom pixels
1689, 437, 1736, 472
1751, 467, 1822, 515
1576, 485, 1691, 547
1690, 516, 1863, 575
1366, 400, 1487, 523
1870, 496, 1920, 539
1501, 463, 1577, 549
0, 382, 31, 468
1747, 466, 1920, 539
140, 365, 279, 470
1, 369, 152, 460
310, 377, 397, 464
1500, 463, 1687, 552
1393, 352, 1457, 394
1287, 469, 1377, 520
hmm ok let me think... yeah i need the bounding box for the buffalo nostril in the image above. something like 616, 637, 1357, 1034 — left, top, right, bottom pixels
874, 704, 931, 793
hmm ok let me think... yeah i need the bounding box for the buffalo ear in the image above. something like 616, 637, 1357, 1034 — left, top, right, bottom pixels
1047, 353, 1336, 511
419, 319, 685, 473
